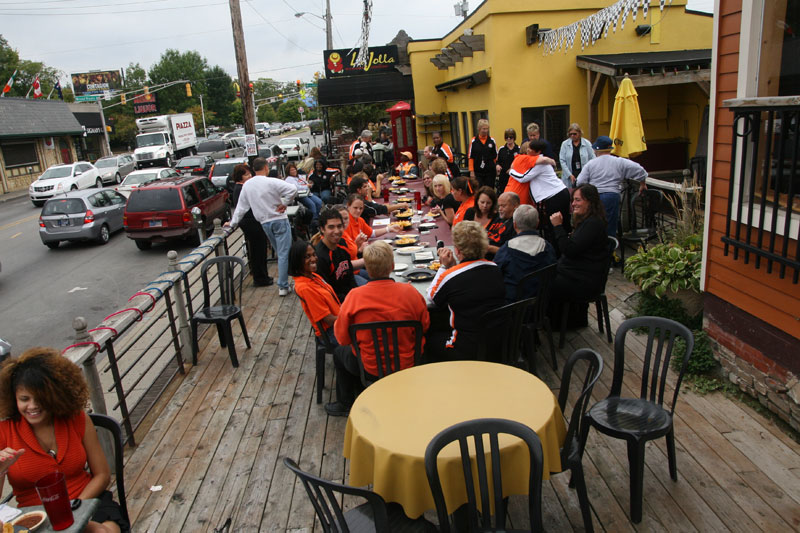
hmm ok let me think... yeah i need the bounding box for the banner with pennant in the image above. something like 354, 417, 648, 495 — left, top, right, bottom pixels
1, 70, 17, 96
32, 76, 43, 99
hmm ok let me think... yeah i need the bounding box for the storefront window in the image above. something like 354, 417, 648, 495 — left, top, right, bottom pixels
1, 141, 38, 168
521, 106, 569, 146
757, 0, 799, 97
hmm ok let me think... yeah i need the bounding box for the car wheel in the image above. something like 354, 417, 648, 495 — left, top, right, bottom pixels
32, 200, 44, 207
96, 224, 110, 245
166, 155, 173, 167
45, 241, 60, 249
222, 205, 232, 223
115, 173, 122, 184
135, 240, 152, 250
95, 178, 103, 188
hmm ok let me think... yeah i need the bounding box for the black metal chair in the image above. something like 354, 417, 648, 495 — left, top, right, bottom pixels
283, 457, 437, 532
191, 256, 251, 368
294, 290, 334, 404
619, 189, 665, 265
475, 298, 536, 367
553, 349, 604, 533
424, 418, 544, 533
89, 413, 130, 527
516, 263, 558, 372
349, 320, 423, 387
559, 237, 617, 349
582, 317, 694, 523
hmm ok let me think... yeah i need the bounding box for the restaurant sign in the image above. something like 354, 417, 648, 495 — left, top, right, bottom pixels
324, 45, 398, 78
133, 93, 159, 116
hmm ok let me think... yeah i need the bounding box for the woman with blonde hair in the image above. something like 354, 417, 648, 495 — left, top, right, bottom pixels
468, 118, 498, 189
429, 174, 459, 225
559, 122, 595, 187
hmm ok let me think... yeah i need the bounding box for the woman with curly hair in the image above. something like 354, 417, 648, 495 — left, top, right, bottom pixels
0, 348, 128, 532
449, 176, 480, 228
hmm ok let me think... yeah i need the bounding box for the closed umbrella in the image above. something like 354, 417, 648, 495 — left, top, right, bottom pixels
609, 76, 647, 158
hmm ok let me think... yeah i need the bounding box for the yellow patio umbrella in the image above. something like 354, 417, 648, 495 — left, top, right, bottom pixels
609, 76, 647, 158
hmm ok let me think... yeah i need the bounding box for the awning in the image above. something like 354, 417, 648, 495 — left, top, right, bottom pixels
577, 49, 711, 89
73, 112, 105, 136
435, 70, 490, 92
318, 72, 414, 107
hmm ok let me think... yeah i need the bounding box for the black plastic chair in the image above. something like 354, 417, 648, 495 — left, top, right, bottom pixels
516, 263, 558, 372
89, 413, 130, 527
424, 418, 545, 533
283, 457, 437, 532
553, 349, 604, 533
294, 290, 334, 404
619, 189, 665, 264
191, 256, 251, 368
559, 237, 617, 349
582, 317, 694, 523
349, 320, 423, 387
475, 298, 535, 367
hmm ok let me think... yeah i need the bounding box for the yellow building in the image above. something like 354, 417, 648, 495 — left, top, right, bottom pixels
408, 0, 713, 172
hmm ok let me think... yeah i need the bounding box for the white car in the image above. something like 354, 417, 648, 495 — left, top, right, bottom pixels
278, 137, 310, 160
115, 167, 179, 198
29, 162, 102, 207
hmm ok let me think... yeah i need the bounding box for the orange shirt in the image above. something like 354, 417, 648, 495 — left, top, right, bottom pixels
343, 212, 373, 244
334, 279, 430, 376
294, 273, 341, 336
452, 196, 475, 227
0, 412, 92, 507
504, 154, 539, 205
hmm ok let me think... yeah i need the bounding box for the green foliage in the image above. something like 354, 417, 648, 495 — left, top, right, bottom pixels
277, 98, 303, 123
624, 240, 702, 298
185, 105, 215, 134
328, 103, 388, 134
257, 105, 277, 123
633, 291, 702, 331
148, 49, 208, 113
0, 35, 61, 99
204, 65, 235, 125
671, 330, 716, 375
229, 104, 243, 127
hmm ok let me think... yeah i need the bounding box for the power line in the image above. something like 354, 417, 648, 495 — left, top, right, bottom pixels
0, 0, 226, 14
243, 0, 318, 56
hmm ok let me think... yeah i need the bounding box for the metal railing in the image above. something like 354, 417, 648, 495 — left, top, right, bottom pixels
62, 221, 248, 445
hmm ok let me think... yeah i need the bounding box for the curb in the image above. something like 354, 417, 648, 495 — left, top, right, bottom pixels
0, 191, 28, 204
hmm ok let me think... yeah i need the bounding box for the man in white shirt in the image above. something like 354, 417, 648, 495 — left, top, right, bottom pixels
228, 157, 297, 295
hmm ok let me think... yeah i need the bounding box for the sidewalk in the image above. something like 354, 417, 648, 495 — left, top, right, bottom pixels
0, 189, 28, 203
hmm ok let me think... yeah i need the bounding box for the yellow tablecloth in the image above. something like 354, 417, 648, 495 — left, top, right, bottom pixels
343, 361, 567, 518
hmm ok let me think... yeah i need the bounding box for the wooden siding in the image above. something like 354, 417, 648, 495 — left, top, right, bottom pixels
704, 0, 800, 341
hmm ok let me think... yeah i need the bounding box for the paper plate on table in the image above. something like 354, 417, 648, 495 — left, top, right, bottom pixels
396, 245, 425, 254
402, 268, 436, 282
418, 222, 437, 230
382, 239, 394, 244
394, 263, 409, 272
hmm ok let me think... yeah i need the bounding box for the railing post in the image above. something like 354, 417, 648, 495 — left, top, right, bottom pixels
73, 317, 108, 416
213, 218, 224, 256
168, 250, 193, 365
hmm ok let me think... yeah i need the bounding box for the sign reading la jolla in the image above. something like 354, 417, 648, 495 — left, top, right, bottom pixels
324, 45, 399, 78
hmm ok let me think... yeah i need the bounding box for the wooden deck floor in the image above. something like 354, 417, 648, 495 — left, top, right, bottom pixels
122, 270, 800, 532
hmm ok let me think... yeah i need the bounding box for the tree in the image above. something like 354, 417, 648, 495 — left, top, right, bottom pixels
257, 105, 277, 123
204, 65, 235, 125
185, 104, 215, 133
328, 103, 388, 135
0, 35, 61, 99
106, 62, 150, 148
229, 104, 243, 127
123, 63, 148, 89
148, 49, 208, 114
277, 98, 303, 123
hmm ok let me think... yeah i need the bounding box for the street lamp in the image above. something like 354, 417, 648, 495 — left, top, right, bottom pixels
295, 0, 333, 50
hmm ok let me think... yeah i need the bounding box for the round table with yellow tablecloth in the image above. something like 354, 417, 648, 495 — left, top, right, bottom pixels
343, 361, 567, 518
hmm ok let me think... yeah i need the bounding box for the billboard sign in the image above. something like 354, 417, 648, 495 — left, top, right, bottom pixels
323, 46, 399, 78
133, 93, 159, 116
70, 70, 122, 97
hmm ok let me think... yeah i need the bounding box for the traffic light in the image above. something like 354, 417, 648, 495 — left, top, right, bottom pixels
278, 93, 283, 99
120, 93, 126, 105
249, 82, 253, 90
144, 86, 149, 95
296, 79, 301, 90
185, 83, 192, 97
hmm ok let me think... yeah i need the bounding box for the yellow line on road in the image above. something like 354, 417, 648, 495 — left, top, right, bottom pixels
10, 232, 22, 239
0, 213, 38, 232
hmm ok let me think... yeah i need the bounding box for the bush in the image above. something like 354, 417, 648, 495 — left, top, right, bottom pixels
671, 329, 716, 375
624, 241, 701, 298
633, 291, 702, 331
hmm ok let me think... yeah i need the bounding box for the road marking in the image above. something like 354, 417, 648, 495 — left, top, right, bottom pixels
0, 213, 38, 232
10, 232, 22, 239
68, 286, 88, 293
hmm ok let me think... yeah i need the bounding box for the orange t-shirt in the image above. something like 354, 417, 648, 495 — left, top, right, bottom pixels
504, 154, 539, 205
0, 412, 92, 507
452, 196, 475, 227
343, 213, 373, 244
294, 273, 341, 336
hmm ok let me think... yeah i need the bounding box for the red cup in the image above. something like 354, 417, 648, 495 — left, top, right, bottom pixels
35, 472, 74, 530
382, 187, 390, 202
414, 191, 421, 210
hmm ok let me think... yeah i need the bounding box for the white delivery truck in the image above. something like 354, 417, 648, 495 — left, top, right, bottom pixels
134, 113, 197, 169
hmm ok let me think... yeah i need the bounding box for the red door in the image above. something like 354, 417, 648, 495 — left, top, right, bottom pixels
59, 139, 73, 164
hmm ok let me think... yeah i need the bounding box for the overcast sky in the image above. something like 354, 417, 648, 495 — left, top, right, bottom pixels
1, 0, 715, 85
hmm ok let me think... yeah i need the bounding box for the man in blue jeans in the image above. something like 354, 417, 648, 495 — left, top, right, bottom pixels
227, 157, 297, 295
576, 135, 647, 239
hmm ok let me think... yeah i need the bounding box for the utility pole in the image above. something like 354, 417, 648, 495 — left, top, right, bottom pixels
325, 0, 333, 50
199, 94, 207, 135
229, 0, 255, 139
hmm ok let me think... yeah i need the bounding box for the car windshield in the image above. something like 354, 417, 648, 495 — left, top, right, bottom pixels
122, 172, 159, 186
126, 189, 182, 212
137, 133, 166, 148
177, 157, 204, 167
94, 158, 117, 168
42, 198, 85, 215
211, 162, 238, 177
39, 167, 73, 180
197, 141, 225, 152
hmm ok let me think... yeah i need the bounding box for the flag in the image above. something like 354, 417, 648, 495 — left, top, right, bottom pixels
32, 76, 43, 99
1, 70, 17, 97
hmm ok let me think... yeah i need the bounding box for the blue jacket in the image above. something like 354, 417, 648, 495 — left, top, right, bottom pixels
493, 231, 557, 303
559, 137, 596, 187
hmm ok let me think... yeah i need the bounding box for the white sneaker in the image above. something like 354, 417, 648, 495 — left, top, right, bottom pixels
279, 288, 289, 297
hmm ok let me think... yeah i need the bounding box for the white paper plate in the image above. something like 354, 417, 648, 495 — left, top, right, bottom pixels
394, 263, 409, 272
382, 239, 394, 244
396, 246, 425, 254
419, 222, 437, 230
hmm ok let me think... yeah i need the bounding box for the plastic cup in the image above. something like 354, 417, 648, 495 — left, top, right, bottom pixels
414, 191, 421, 210
35, 472, 74, 530
382, 187, 390, 202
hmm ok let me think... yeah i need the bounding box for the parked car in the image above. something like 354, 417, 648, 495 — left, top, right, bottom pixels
255, 122, 270, 138
175, 155, 215, 176
278, 137, 310, 160
115, 167, 180, 198
94, 154, 136, 185
267, 124, 283, 137
209, 157, 248, 190
223, 129, 245, 140
309, 120, 323, 135
39, 189, 127, 248
281, 124, 292, 133
29, 162, 102, 207
196, 139, 246, 160
123, 176, 230, 250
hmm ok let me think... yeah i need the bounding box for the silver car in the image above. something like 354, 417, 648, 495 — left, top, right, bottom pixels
115, 167, 180, 198
39, 189, 127, 248
94, 154, 136, 185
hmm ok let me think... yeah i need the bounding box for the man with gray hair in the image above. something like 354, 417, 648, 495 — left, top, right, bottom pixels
493, 204, 556, 302
486, 191, 520, 258
348, 129, 374, 161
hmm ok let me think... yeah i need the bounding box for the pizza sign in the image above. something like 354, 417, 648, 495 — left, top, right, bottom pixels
323, 46, 399, 78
